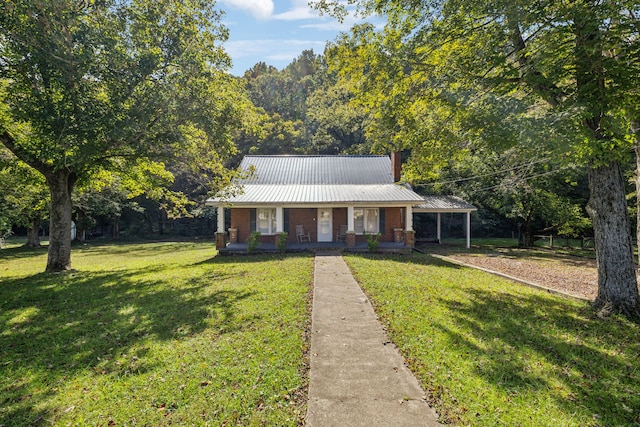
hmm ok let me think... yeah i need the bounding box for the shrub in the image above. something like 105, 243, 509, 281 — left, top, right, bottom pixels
277, 232, 288, 253
365, 232, 381, 252
247, 231, 261, 254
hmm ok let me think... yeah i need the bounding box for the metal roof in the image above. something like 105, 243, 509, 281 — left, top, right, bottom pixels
206, 156, 475, 210
238, 155, 394, 185
211, 184, 426, 205
413, 195, 477, 212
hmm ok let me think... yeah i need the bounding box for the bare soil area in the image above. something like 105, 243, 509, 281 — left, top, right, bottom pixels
431, 246, 599, 300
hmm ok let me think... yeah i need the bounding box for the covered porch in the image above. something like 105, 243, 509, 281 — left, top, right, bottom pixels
212, 204, 418, 251
413, 196, 478, 249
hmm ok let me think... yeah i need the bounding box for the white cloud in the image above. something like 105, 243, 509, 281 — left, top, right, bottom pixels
273, 0, 320, 21
221, 0, 274, 20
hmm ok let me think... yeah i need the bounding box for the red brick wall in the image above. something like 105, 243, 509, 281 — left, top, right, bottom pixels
230, 208, 251, 243
287, 208, 317, 243
333, 208, 347, 241
382, 207, 403, 242
231, 206, 406, 244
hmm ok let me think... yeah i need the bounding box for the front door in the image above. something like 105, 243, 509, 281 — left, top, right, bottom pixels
317, 208, 333, 242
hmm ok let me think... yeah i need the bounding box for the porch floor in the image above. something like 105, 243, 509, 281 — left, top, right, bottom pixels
218, 241, 410, 255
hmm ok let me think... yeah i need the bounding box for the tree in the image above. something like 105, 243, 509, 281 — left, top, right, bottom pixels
0, 149, 49, 247
0, 0, 243, 271
306, 80, 370, 154
314, 0, 640, 319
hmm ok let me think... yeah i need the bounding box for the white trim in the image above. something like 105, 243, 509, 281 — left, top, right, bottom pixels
317, 208, 333, 242
405, 205, 413, 231
466, 211, 471, 249
217, 207, 224, 233
256, 208, 277, 235
276, 207, 284, 233
347, 206, 355, 232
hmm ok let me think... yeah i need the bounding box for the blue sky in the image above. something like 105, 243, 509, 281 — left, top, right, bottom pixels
219, 0, 362, 76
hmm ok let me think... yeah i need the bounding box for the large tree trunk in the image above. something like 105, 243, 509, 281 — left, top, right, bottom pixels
25, 217, 41, 248
45, 169, 76, 272
636, 141, 640, 265
633, 121, 640, 265
586, 161, 640, 319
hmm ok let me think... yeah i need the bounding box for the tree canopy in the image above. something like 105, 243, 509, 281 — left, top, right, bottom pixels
313, 0, 640, 318
0, 0, 246, 271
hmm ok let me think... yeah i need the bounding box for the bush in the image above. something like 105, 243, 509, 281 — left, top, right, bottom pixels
365, 232, 381, 252
277, 232, 288, 253
247, 231, 261, 253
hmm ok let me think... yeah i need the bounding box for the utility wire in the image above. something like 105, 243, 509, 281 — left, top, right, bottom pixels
413, 157, 552, 187
473, 169, 566, 192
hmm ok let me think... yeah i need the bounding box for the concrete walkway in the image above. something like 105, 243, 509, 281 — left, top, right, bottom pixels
306, 254, 441, 426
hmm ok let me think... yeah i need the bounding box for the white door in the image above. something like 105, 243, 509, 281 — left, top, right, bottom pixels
317, 208, 333, 242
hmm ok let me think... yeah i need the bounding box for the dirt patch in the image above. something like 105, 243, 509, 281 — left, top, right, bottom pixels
431, 247, 598, 300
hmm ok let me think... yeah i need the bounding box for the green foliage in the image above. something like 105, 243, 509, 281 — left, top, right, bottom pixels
0, 0, 246, 269
247, 231, 261, 254
345, 253, 640, 426
277, 232, 288, 253
306, 80, 371, 154
0, 241, 313, 425
0, 148, 49, 231
365, 232, 381, 252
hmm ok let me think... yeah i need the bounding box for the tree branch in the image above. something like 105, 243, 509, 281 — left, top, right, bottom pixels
0, 130, 50, 176
508, 21, 563, 108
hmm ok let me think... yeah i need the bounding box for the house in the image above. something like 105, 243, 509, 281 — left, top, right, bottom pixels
206, 153, 476, 252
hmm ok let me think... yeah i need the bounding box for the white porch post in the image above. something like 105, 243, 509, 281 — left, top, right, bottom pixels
217, 206, 225, 232
347, 206, 355, 231
405, 205, 413, 231
466, 211, 471, 249
276, 207, 284, 233
436, 212, 441, 243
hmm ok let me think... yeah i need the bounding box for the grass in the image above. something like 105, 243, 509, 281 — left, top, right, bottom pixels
0, 241, 314, 426
429, 237, 599, 260
344, 252, 640, 427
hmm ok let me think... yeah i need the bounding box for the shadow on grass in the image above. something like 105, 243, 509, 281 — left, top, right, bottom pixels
432, 288, 639, 425
347, 253, 639, 425
0, 264, 254, 425
0, 244, 49, 261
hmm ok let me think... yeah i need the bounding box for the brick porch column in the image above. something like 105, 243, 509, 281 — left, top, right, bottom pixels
404, 230, 415, 248
393, 228, 404, 243
345, 231, 356, 248
229, 228, 238, 244
215, 232, 226, 249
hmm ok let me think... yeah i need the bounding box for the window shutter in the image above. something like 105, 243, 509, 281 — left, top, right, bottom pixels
284, 208, 290, 234
379, 208, 386, 235
250, 209, 256, 232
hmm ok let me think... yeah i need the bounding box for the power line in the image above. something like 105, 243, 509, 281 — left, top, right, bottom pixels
474, 169, 566, 192
412, 157, 554, 187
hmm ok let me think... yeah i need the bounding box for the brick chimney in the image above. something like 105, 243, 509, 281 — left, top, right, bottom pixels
390, 151, 401, 182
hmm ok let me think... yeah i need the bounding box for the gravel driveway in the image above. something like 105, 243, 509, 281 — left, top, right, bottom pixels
430, 246, 599, 300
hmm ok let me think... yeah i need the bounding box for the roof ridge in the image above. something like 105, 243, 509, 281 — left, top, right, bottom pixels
243, 154, 387, 158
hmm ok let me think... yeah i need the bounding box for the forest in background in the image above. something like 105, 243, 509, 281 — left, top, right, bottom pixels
2, 0, 638, 317
2, 47, 622, 244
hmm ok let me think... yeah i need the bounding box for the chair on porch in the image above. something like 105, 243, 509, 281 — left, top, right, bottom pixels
336, 224, 348, 242
295, 225, 311, 243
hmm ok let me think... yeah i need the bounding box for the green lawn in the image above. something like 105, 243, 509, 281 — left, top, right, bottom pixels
0, 241, 313, 426
344, 253, 640, 427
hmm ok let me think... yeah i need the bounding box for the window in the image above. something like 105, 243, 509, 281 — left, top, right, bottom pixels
353, 208, 379, 234
257, 208, 277, 235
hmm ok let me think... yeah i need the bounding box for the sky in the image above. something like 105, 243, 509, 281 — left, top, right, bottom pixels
218, 0, 364, 76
